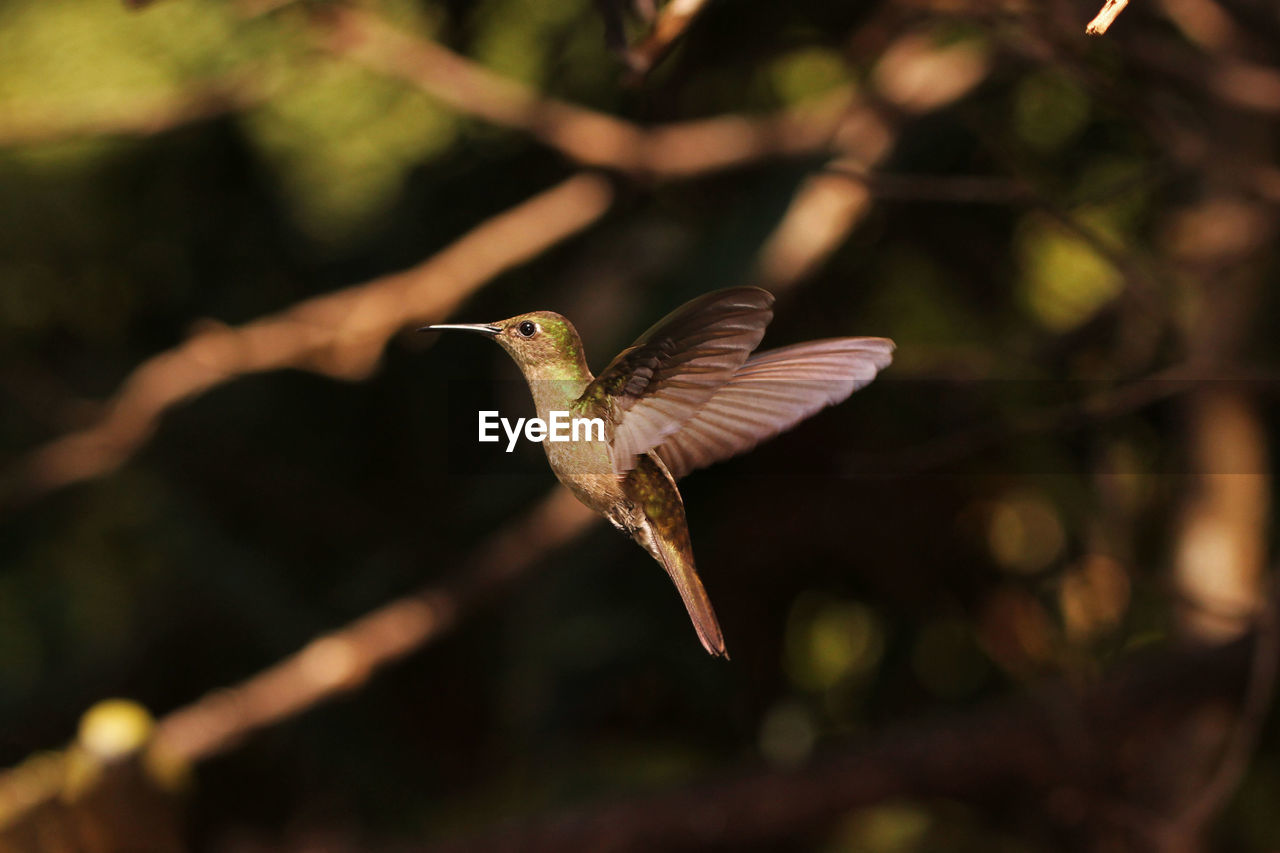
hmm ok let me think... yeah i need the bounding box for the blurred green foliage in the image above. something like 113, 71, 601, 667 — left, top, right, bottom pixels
1, 0, 1276, 850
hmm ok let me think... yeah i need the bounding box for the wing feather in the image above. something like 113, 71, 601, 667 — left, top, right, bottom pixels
578, 287, 774, 473
656, 337, 894, 479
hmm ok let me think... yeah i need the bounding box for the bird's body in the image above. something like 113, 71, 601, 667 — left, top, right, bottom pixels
425, 287, 893, 657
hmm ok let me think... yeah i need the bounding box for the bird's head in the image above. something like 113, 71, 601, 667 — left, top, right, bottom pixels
422, 311, 590, 381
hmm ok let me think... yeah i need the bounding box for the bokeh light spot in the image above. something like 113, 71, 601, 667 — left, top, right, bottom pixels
786, 595, 885, 692
1014, 71, 1090, 152
1060, 554, 1131, 643
771, 48, 850, 103
759, 699, 817, 767
987, 490, 1065, 574
1016, 212, 1122, 331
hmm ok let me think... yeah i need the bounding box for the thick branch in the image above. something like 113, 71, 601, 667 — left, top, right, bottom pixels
1, 174, 613, 506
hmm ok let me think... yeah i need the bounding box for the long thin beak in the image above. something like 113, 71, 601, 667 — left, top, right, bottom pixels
418, 323, 502, 336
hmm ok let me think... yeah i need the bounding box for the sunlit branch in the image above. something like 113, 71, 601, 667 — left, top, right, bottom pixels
1087, 0, 1131, 34
756, 33, 992, 290
153, 486, 596, 763
1, 174, 613, 506
0, 487, 598, 830
309, 5, 854, 179
626, 0, 713, 78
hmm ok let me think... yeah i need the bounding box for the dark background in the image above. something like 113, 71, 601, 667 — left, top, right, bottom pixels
0, 0, 1277, 850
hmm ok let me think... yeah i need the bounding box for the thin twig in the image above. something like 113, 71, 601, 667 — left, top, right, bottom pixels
625, 0, 713, 78
1087, 0, 1131, 35
0, 174, 613, 507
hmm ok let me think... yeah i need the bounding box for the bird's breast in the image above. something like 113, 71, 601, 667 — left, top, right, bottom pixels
544, 432, 621, 511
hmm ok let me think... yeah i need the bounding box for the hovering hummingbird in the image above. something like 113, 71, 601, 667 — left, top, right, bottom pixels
424, 287, 893, 657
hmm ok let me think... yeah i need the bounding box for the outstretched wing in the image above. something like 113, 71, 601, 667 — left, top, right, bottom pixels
655, 337, 895, 480
579, 287, 774, 474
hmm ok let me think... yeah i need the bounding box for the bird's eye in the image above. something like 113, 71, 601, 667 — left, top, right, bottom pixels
517, 320, 537, 337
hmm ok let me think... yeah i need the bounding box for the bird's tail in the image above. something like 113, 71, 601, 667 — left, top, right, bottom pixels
638, 516, 728, 658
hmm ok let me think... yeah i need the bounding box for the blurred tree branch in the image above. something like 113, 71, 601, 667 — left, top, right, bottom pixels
1159, 578, 1280, 851
2, 2, 1276, 847
625, 0, 712, 78
310, 6, 1003, 297
2, 2, 849, 172
152, 486, 596, 764
421, 634, 1261, 852
0, 487, 598, 836
0, 14, 1013, 507
5, 566, 1265, 850
756, 31, 992, 289
308, 5, 854, 179
0, 174, 613, 507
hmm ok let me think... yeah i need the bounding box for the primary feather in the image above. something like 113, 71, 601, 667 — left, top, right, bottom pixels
655, 337, 895, 479
579, 287, 775, 474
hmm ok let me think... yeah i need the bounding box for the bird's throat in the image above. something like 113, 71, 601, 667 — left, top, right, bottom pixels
521, 363, 595, 424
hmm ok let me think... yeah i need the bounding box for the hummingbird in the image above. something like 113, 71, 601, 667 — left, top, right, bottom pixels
424, 287, 893, 657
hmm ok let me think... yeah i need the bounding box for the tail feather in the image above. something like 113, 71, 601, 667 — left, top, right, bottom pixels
621, 452, 728, 657
635, 517, 728, 658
